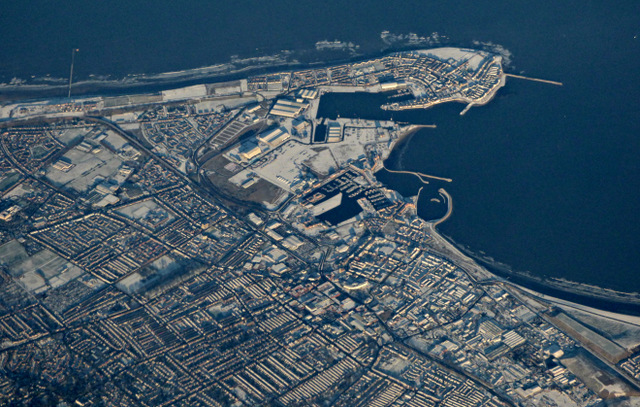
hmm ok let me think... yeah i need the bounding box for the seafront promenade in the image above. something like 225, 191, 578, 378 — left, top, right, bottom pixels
421, 185, 640, 317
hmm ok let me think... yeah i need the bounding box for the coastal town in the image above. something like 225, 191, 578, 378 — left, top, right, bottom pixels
0, 48, 639, 406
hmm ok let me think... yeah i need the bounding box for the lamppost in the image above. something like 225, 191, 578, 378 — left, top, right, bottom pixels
68, 48, 79, 98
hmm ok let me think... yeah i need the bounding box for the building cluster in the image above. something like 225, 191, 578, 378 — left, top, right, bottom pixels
269, 99, 309, 118
139, 104, 234, 172
620, 352, 640, 382
377, 51, 503, 110
226, 125, 293, 165
245, 48, 502, 114
9, 99, 101, 119
2, 127, 64, 173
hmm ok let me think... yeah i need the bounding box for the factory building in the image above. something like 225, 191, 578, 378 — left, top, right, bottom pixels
52, 158, 74, 172
380, 80, 407, 91
240, 146, 262, 161
298, 88, 319, 99
269, 99, 309, 118
0, 205, 21, 222
257, 127, 290, 148
326, 123, 342, 143
292, 118, 311, 135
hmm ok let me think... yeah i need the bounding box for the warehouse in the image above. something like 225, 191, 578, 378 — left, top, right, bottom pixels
257, 127, 290, 148
269, 99, 308, 118
326, 123, 342, 143
298, 88, 319, 99
380, 80, 406, 91
240, 145, 262, 161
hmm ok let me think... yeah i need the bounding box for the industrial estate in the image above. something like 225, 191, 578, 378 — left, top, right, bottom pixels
0, 48, 639, 406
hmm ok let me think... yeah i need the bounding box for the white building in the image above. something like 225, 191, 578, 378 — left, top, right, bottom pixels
326, 123, 342, 143
298, 89, 319, 99
270, 99, 308, 118
257, 127, 290, 148
240, 145, 262, 161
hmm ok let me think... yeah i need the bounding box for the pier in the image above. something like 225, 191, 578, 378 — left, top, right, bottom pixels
432, 188, 453, 227
397, 123, 437, 135
382, 163, 452, 184
460, 103, 474, 115
505, 73, 563, 86
415, 186, 424, 206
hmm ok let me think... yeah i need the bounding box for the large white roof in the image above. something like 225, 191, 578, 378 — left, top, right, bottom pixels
413, 47, 489, 70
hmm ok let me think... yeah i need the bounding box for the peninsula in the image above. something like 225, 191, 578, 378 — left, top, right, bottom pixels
0, 48, 639, 406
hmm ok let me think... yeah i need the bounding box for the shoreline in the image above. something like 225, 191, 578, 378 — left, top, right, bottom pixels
8, 43, 637, 318
424, 217, 640, 316
429, 222, 640, 316
382, 152, 640, 317
0, 48, 413, 103
470, 251, 640, 316
432, 188, 453, 226
512, 285, 640, 327
0, 42, 511, 104
379, 81, 640, 317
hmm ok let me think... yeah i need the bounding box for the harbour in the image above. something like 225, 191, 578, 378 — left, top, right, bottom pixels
3, 0, 640, 304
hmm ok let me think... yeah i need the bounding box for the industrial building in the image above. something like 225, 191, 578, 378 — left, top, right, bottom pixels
326, 123, 342, 143
380, 80, 407, 91
257, 127, 290, 148
298, 89, 319, 99
269, 99, 308, 118
0, 205, 21, 222
239, 145, 262, 162
292, 118, 310, 134
52, 158, 74, 172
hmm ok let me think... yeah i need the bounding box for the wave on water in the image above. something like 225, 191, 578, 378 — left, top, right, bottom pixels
471, 40, 513, 68
381, 31, 450, 49
1, 33, 512, 100
437, 231, 640, 314
315, 40, 361, 55
0, 38, 366, 91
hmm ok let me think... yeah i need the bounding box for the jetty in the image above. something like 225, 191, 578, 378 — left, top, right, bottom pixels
382, 162, 452, 184
432, 188, 453, 226
506, 73, 563, 86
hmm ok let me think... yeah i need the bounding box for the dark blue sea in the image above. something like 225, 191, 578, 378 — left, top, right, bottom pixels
2, 1, 640, 294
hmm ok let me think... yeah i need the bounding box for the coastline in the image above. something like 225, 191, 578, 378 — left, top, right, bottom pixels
469, 250, 640, 316
377, 70, 640, 317
382, 142, 640, 317
422, 200, 495, 283
426, 220, 640, 316
0, 42, 510, 104
512, 285, 640, 327
0, 49, 401, 103
7, 43, 638, 319
423, 213, 640, 316
414, 183, 640, 316
0, 63, 287, 103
